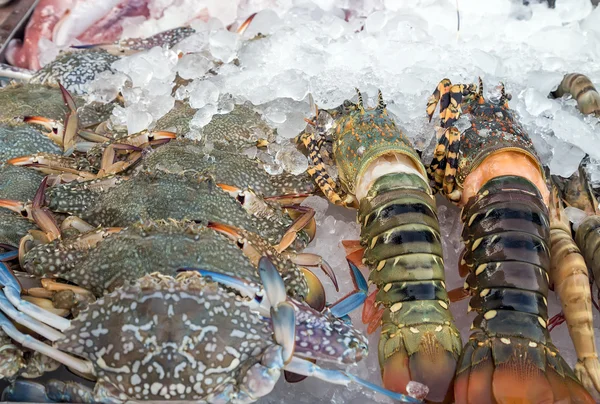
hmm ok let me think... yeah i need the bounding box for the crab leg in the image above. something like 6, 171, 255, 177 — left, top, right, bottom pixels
283, 357, 423, 403
285, 252, 338, 291
1, 379, 55, 403
261, 256, 423, 403
0, 311, 92, 375
327, 260, 368, 318
0, 261, 70, 333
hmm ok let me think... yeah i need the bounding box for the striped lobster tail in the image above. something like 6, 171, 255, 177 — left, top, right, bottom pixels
455, 175, 592, 402
359, 171, 462, 403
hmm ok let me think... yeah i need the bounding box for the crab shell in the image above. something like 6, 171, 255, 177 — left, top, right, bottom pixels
23, 220, 308, 300
55, 272, 367, 402
45, 171, 304, 249
29, 50, 120, 96
141, 140, 316, 198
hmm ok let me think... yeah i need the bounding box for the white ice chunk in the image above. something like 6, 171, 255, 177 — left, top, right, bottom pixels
275, 148, 309, 175
548, 139, 585, 178
272, 70, 310, 101
564, 206, 589, 232
85, 71, 130, 103
241, 9, 283, 38
126, 108, 153, 135
366, 10, 387, 34
522, 88, 555, 116
300, 196, 330, 220
209, 30, 239, 63
190, 104, 219, 130
177, 53, 214, 80
526, 70, 565, 95
189, 80, 220, 109
277, 111, 308, 139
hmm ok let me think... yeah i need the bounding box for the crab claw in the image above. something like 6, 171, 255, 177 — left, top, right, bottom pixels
286, 252, 338, 292
236, 12, 257, 35
7, 153, 96, 179
23, 116, 65, 147
58, 82, 79, 153
300, 268, 326, 312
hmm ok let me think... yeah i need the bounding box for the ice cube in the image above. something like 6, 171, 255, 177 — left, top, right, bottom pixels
365, 10, 387, 33
209, 30, 239, 63
277, 111, 309, 139
177, 53, 214, 80
241, 9, 283, 38
126, 108, 153, 135
300, 196, 330, 220
564, 206, 588, 232
406, 381, 429, 401
273, 70, 310, 101
242, 146, 258, 159
217, 94, 235, 114
526, 70, 565, 95
189, 80, 220, 109
548, 139, 585, 178
86, 71, 130, 103
522, 88, 555, 116
190, 104, 218, 130
275, 148, 309, 175
454, 115, 471, 132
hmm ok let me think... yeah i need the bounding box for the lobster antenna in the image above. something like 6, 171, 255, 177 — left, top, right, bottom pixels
456, 0, 460, 39
355, 88, 364, 110
377, 89, 386, 111
499, 82, 510, 106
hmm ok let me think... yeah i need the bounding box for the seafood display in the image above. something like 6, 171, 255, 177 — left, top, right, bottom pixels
0, 0, 600, 403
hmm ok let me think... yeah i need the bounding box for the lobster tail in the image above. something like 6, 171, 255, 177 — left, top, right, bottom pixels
456, 175, 594, 403
551, 73, 600, 117
359, 172, 461, 403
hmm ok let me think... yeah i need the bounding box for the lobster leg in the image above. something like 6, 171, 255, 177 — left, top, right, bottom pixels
548, 182, 600, 398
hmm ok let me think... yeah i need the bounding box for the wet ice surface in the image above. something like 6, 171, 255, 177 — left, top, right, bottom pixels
65, 0, 600, 402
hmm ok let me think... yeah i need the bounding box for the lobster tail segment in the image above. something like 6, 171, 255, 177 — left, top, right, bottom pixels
455, 175, 595, 404
359, 171, 462, 403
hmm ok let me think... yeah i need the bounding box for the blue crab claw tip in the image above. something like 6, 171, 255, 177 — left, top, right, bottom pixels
259, 256, 287, 306
347, 259, 368, 293
0, 261, 20, 291
271, 301, 296, 363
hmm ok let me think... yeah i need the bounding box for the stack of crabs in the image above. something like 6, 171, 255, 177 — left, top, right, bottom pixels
1, 25, 600, 404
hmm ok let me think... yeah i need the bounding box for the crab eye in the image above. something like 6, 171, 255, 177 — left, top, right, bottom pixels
236, 238, 245, 248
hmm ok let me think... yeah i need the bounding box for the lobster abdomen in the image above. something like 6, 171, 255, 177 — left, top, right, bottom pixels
455, 175, 592, 403
359, 171, 462, 403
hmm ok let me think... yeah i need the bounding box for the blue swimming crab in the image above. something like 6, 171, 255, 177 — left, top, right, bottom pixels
0, 256, 421, 403
0, 83, 114, 129
29, 50, 120, 96
43, 170, 310, 252
20, 220, 318, 307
